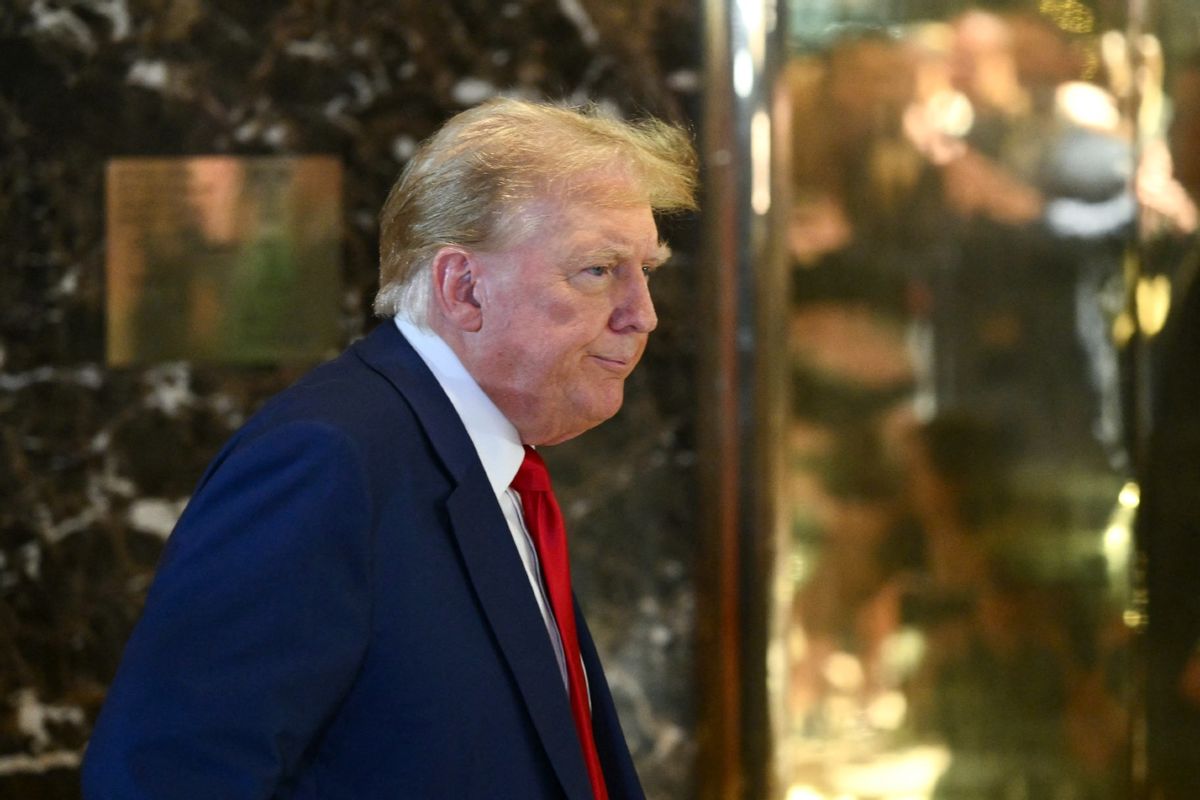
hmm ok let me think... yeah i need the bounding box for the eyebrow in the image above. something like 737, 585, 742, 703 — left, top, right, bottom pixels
585, 242, 673, 267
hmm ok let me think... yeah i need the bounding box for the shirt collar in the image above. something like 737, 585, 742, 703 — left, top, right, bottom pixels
394, 316, 525, 498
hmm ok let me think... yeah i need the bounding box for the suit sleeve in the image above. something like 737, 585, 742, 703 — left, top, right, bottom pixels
82, 420, 375, 799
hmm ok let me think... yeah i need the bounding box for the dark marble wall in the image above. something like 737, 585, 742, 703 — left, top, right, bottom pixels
0, 1, 703, 796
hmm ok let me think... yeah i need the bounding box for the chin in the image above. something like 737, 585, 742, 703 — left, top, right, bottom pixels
534, 388, 626, 444
589, 391, 626, 424
543, 409, 620, 446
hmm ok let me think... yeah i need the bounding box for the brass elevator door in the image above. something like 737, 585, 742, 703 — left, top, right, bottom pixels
772, 2, 1200, 798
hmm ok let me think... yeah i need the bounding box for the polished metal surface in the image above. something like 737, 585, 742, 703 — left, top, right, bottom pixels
697, 0, 789, 797
771, 3, 1200, 798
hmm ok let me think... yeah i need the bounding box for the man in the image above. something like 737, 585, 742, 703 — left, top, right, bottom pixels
82, 98, 697, 799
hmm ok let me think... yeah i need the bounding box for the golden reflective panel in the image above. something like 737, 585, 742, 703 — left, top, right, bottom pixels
774, 2, 1200, 798
106, 156, 343, 365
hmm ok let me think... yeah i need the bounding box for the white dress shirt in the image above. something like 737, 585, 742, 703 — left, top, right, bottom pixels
394, 317, 570, 691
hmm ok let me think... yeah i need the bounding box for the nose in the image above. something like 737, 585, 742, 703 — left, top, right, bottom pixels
610, 270, 658, 334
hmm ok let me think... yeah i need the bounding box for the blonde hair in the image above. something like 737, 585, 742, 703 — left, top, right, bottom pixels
374, 97, 698, 322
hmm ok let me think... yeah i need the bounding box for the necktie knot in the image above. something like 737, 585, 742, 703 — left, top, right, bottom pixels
512, 445, 552, 493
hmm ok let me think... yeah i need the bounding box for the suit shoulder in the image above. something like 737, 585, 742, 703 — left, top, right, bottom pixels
249, 348, 417, 443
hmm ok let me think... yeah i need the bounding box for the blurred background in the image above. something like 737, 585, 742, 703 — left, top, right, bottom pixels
770, 2, 1200, 799
2, 1, 1199, 798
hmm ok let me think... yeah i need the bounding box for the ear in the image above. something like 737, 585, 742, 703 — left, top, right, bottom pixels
431, 246, 483, 332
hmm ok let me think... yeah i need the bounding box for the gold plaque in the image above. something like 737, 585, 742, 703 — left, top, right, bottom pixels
106, 156, 343, 365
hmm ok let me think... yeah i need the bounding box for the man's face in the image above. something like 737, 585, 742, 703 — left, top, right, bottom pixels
462, 191, 665, 445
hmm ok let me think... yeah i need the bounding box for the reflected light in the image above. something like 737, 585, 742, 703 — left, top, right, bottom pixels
733, 0, 766, 98
878, 628, 926, 684
1101, 31, 1131, 99
785, 787, 824, 800
927, 89, 974, 138
1118, 481, 1140, 509
1138, 34, 1165, 141
1056, 81, 1120, 131
829, 745, 951, 798
1104, 522, 1130, 557
790, 552, 812, 584
1039, 0, 1096, 34
789, 621, 810, 661
1106, 481, 1138, 587
734, 49, 755, 98
823, 651, 864, 692
866, 690, 908, 731
1113, 311, 1136, 347
735, 0, 764, 36
751, 109, 772, 214
1136, 275, 1172, 337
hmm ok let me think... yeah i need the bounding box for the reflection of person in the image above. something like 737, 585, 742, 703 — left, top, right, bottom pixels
786, 30, 940, 287
82, 98, 697, 799
906, 10, 1139, 468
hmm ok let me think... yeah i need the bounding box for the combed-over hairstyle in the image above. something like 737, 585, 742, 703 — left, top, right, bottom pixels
373, 97, 699, 323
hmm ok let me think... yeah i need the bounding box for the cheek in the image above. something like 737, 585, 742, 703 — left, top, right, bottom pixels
542, 305, 611, 357
542, 296, 578, 326
503, 297, 616, 387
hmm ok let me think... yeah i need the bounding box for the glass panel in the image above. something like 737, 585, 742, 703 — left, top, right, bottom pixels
1142, 3, 1200, 799
768, 1, 1200, 796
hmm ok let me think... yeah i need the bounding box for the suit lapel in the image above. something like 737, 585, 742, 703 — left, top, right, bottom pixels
352, 323, 593, 799
446, 482, 592, 799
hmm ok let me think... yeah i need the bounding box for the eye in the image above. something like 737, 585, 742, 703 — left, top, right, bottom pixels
584, 265, 613, 277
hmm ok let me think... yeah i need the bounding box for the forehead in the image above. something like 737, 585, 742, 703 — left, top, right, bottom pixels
514, 193, 662, 257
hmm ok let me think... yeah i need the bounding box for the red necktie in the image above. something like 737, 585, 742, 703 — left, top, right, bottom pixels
511, 446, 609, 800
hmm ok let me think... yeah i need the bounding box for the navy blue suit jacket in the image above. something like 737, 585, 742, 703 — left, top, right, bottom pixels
82, 323, 645, 800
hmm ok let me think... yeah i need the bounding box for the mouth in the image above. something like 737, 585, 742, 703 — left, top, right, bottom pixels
588, 354, 635, 373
